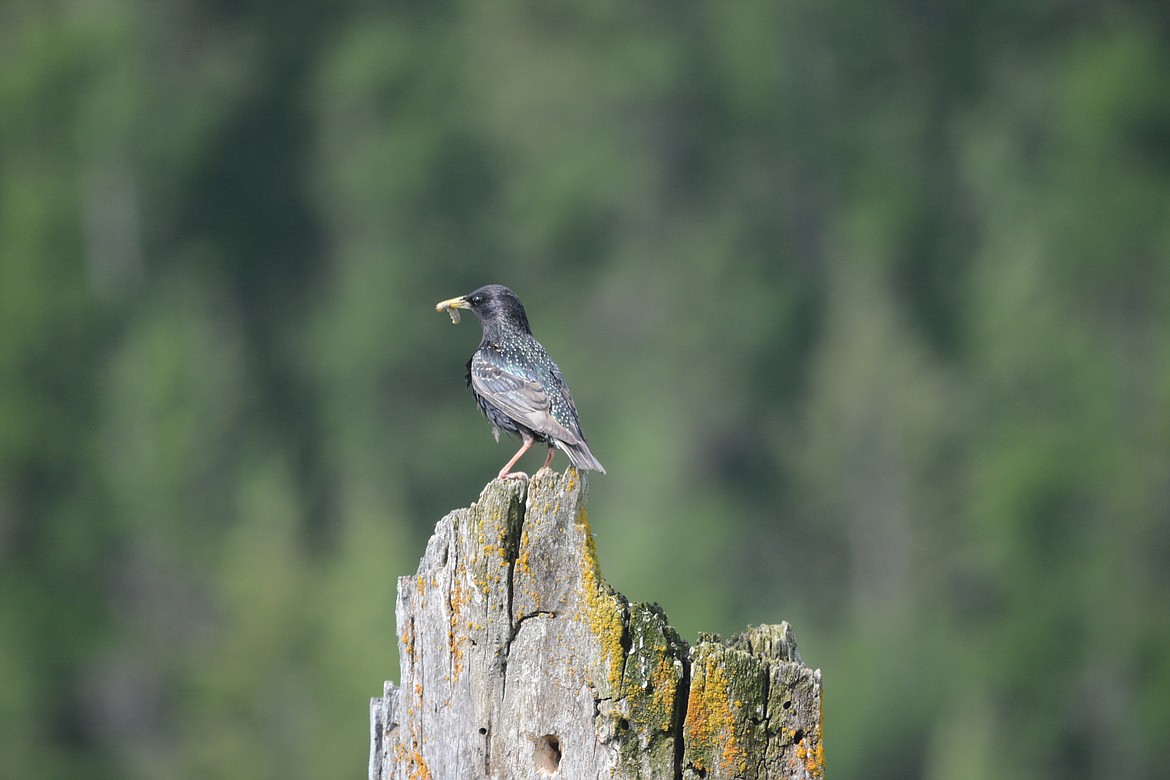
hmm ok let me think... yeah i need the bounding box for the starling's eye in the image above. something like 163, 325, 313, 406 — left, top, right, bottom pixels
470, 295, 484, 306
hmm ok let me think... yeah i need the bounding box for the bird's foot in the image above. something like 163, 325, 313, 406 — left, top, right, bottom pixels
498, 470, 529, 481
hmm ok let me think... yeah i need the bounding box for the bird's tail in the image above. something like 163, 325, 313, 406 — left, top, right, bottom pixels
558, 439, 606, 474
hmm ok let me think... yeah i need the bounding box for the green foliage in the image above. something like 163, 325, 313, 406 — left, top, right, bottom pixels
2, 2, 1168, 779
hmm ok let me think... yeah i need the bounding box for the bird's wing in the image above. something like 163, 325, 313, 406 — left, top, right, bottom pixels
549, 363, 583, 423
470, 348, 581, 446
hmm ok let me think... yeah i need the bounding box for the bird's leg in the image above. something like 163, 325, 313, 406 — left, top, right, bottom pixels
498, 434, 534, 480
540, 444, 556, 472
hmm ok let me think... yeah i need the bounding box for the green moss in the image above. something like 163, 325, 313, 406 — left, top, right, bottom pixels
613, 603, 688, 773
622, 603, 686, 732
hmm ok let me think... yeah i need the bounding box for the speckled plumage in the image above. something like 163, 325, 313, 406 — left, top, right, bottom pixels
436, 285, 605, 479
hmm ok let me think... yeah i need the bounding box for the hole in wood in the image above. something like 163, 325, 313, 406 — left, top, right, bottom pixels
793, 728, 805, 744
533, 734, 561, 775
478, 727, 487, 735
782, 700, 792, 710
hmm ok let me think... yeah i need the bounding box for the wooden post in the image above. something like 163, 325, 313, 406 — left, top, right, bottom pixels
369, 470, 824, 779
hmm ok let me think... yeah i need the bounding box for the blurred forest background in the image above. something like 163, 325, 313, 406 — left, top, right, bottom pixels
3, 2, 1170, 779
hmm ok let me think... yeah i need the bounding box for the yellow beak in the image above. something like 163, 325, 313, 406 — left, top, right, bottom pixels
435, 295, 471, 324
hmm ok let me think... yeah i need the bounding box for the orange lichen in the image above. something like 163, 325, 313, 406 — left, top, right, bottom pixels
402, 741, 432, 780
796, 738, 825, 778
400, 618, 415, 663
480, 528, 512, 566
576, 505, 625, 692
650, 652, 679, 723
685, 656, 746, 775
497, 520, 512, 559
393, 739, 432, 780
448, 575, 469, 678
517, 527, 532, 576
794, 710, 826, 778
789, 707, 827, 780
393, 681, 432, 780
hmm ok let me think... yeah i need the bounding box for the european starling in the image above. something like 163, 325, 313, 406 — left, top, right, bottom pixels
435, 285, 606, 480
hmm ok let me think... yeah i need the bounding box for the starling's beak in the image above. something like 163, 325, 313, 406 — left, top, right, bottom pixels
435, 295, 471, 325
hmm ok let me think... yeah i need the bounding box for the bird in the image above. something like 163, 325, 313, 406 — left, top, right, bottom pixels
435, 284, 605, 480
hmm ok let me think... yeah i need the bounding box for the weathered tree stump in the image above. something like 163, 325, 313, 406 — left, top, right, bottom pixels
369, 470, 824, 779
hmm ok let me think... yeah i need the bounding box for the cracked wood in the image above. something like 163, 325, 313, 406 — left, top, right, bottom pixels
370, 470, 825, 779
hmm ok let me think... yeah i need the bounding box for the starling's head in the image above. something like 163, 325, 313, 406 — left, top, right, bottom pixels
435, 285, 531, 335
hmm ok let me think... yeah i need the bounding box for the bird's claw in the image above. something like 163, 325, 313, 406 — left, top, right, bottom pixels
499, 471, 529, 481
